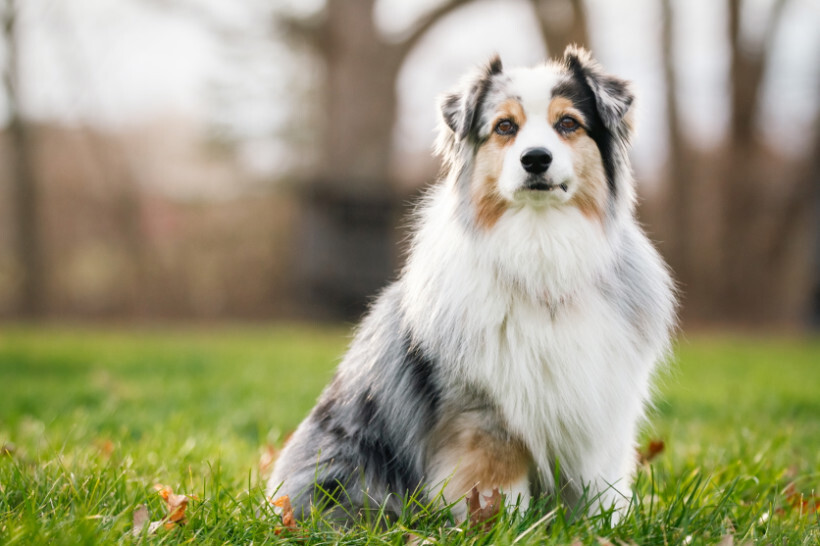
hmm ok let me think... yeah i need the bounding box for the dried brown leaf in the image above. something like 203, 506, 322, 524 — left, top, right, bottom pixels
96, 439, 115, 458
131, 504, 163, 537
153, 484, 194, 527
130, 485, 196, 538
466, 487, 502, 532
270, 495, 299, 535
778, 482, 820, 516
132, 504, 150, 533
716, 534, 734, 546
637, 439, 665, 464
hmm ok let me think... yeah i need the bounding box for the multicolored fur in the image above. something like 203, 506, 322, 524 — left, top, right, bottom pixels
267, 46, 676, 521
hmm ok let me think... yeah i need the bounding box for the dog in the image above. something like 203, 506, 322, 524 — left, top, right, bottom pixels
267, 46, 676, 522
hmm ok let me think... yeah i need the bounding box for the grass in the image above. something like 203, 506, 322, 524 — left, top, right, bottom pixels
0, 325, 818, 544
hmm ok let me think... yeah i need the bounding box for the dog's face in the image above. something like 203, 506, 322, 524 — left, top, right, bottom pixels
439, 47, 634, 229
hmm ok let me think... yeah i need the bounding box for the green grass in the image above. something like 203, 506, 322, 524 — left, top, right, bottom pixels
1, 326, 818, 544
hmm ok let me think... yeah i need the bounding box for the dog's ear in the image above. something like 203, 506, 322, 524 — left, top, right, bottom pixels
563, 45, 633, 133
440, 92, 463, 136
439, 55, 503, 141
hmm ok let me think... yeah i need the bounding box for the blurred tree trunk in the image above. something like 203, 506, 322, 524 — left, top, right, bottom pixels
292, 0, 473, 318
317, 0, 402, 194
2, 0, 44, 318
83, 132, 149, 316
720, 0, 807, 322
635, 0, 815, 325
660, 0, 690, 283
532, 0, 589, 55
809, 116, 820, 326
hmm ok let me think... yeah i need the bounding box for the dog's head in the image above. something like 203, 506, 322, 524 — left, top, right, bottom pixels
437, 46, 635, 228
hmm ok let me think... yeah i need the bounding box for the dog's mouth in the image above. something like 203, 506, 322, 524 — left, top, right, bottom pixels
522, 179, 569, 192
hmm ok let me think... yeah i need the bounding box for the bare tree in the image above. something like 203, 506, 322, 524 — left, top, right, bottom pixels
285, 0, 477, 317
659, 0, 816, 324
720, 0, 815, 322
659, 0, 713, 317
2, 0, 44, 318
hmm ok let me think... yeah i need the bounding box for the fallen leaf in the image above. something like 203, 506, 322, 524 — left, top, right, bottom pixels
466, 487, 502, 532
130, 485, 197, 538
132, 504, 149, 530
777, 482, 820, 516
154, 484, 195, 528
716, 534, 734, 546
269, 495, 299, 535
132, 504, 163, 537
637, 439, 665, 464
96, 439, 115, 458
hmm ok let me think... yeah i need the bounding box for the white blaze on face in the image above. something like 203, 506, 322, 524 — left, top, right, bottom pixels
495, 66, 577, 204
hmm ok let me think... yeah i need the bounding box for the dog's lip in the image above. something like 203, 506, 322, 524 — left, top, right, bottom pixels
521, 182, 569, 192
526, 182, 554, 191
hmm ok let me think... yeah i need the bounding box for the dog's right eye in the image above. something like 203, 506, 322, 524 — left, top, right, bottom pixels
494, 119, 518, 136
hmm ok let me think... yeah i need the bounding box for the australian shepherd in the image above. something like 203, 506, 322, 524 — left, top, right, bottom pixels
268, 46, 676, 522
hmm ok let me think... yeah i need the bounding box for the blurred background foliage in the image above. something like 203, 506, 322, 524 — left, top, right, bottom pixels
0, 0, 817, 327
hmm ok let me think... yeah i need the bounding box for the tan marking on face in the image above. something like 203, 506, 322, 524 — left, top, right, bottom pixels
567, 137, 607, 220
547, 97, 577, 126
427, 412, 532, 502
472, 141, 508, 229
471, 99, 526, 229
548, 96, 607, 221
497, 98, 526, 128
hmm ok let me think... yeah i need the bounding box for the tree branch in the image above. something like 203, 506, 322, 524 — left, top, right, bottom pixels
396, 0, 476, 60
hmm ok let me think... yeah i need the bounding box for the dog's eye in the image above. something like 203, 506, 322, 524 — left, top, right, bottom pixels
494, 119, 517, 136
558, 116, 579, 132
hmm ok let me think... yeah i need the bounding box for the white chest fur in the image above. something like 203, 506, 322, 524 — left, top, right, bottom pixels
402, 186, 656, 488
468, 289, 651, 485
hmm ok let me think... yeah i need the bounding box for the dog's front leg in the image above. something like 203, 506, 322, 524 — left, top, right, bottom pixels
587, 475, 631, 524
582, 444, 637, 524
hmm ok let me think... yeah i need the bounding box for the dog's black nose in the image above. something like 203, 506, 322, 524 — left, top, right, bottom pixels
520, 147, 552, 174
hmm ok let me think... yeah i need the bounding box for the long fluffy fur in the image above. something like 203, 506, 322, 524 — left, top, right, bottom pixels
268, 46, 676, 521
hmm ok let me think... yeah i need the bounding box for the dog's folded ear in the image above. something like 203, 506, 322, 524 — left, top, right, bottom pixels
440, 92, 464, 136
440, 55, 503, 141
563, 45, 634, 134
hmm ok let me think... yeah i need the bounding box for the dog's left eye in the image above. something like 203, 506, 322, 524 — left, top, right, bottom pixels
558, 116, 579, 132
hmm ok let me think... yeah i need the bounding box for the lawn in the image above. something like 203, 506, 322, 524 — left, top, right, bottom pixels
0, 326, 818, 544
